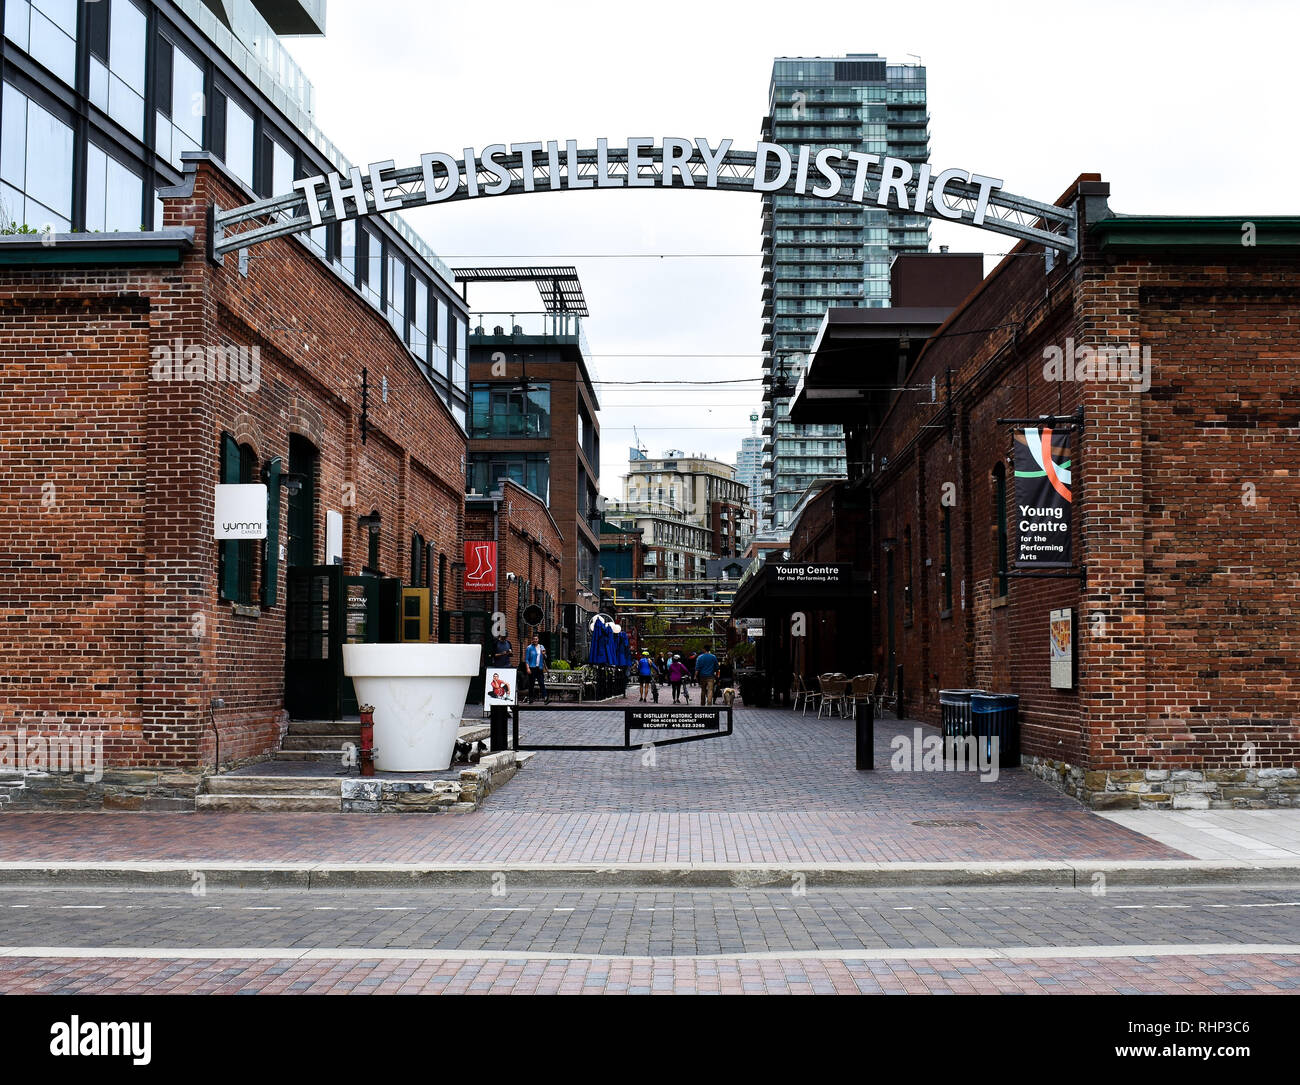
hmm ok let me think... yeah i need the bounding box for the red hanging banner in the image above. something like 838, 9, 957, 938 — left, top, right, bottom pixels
463, 541, 497, 592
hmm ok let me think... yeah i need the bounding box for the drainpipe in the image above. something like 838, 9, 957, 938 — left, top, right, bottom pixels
491, 487, 501, 625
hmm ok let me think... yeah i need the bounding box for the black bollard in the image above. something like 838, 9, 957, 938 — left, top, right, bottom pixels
855, 697, 874, 771
490, 704, 509, 753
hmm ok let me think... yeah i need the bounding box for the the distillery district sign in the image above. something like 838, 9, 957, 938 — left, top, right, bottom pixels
211, 138, 1079, 258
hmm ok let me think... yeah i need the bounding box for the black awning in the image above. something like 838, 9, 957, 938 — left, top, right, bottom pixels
731, 561, 868, 618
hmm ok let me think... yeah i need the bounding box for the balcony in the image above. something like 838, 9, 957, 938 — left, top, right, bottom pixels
469, 312, 595, 380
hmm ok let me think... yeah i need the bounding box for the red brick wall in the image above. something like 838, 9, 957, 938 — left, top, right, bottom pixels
0, 157, 468, 770
464, 481, 563, 655
866, 203, 1300, 778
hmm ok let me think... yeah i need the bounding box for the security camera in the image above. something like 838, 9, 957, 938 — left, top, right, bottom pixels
505, 572, 517, 581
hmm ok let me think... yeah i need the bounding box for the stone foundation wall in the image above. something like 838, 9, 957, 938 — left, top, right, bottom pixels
340, 751, 522, 814
0, 770, 202, 811
1026, 756, 1300, 810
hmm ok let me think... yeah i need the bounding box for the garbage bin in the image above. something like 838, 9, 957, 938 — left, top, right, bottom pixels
738, 670, 770, 708
939, 689, 986, 739
970, 693, 1020, 768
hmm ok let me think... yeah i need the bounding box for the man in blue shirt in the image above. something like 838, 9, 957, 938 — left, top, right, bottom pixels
693, 647, 718, 705
524, 635, 549, 704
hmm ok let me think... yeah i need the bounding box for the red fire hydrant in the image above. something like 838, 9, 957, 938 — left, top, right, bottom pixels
358, 705, 376, 777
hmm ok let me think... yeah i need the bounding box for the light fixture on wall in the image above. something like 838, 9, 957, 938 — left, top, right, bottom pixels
358, 510, 382, 535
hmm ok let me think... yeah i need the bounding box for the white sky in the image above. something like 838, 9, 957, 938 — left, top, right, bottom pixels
283, 0, 1300, 497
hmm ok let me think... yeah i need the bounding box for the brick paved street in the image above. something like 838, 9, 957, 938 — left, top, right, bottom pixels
2, 952, 1296, 995
1, 884, 1297, 994
0, 708, 1186, 863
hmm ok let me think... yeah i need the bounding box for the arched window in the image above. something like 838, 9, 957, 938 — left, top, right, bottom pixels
940, 504, 953, 614
287, 434, 318, 568
410, 532, 425, 587
219, 432, 257, 604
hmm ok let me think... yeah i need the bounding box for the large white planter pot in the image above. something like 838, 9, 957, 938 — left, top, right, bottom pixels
341, 643, 482, 771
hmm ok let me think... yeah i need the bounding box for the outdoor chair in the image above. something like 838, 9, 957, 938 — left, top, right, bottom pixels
848, 674, 877, 713
816, 676, 849, 719
792, 674, 819, 716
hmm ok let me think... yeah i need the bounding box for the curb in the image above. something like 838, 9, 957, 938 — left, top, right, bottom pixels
1, 860, 1299, 890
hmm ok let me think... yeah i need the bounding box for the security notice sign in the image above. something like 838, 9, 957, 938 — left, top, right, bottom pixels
625, 708, 720, 731
1012, 428, 1072, 566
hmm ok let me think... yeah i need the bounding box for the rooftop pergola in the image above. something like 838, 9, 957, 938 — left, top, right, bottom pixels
449, 265, 589, 316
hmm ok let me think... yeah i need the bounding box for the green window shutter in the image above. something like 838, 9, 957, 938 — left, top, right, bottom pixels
262, 456, 282, 607
220, 433, 240, 601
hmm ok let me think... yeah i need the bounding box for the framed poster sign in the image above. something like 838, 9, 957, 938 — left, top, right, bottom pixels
1050, 607, 1074, 690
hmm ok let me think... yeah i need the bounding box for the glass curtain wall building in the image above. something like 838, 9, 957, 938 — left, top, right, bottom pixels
0, 0, 469, 425
759, 55, 929, 528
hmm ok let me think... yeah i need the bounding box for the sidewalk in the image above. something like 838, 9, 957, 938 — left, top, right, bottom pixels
0, 706, 1296, 886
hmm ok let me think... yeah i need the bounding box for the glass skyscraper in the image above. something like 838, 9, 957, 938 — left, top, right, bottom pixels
759, 54, 929, 529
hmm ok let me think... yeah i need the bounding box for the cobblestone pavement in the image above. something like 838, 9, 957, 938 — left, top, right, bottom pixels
2, 953, 1296, 994
0, 709, 1185, 864
1, 884, 1296, 994
1, 885, 1298, 954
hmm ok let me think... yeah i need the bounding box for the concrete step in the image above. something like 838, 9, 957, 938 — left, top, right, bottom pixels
282, 734, 356, 751
195, 793, 339, 813
204, 776, 341, 798
285, 720, 361, 737
270, 749, 352, 763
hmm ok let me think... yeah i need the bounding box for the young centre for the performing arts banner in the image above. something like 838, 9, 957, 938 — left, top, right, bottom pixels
1012, 427, 1073, 567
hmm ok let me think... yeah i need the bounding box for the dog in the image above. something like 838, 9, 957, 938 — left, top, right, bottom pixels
721, 687, 736, 706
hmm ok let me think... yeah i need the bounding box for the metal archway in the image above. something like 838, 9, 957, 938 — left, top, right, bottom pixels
211, 140, 1077, 259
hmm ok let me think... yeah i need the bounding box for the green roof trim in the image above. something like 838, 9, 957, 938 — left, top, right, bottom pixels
1091, 216, 1300, 251
0, 229, 193, 268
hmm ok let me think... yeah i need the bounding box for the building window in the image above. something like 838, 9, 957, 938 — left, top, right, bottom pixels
286, 435, 317, 567
386, 252, 406, 334
365, 510, 381, 574
269, 137, 294, 201
4, 0, 77, 87
434, 296, 449, 377
1, 82, 73, 230
468, 453, 549, 503
410, 532, 425, 587
219, 433, 257, 605
940, 503, 953, 614
468, 382, 551, 438
86, 0, 146, 140
219, 92, 255, 189
359, 224, 381, 306
453, 314, 468, 390
339, 218, 357, 283
154, 36, 204, 170
993, 463, 1009, 599
903, 526, 913, 623
409, 276, 429, 365
84, 142, 143, 232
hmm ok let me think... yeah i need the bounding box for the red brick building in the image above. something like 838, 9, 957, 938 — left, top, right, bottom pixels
466, 307, 602, 660
464, 479, 564, 661
0, 155, 469, 778
760, 176, 1300, 808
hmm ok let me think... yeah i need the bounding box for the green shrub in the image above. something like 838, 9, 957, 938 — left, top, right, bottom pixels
549, 659, 571, 671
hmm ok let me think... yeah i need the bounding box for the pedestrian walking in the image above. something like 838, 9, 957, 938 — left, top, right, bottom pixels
694, 646, 719, 705
667, 653, 690, 703
491, 634, 513, 667
636, 651, 659, 702
524, 634, 549, 704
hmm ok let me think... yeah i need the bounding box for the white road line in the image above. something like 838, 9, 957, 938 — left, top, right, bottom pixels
60, 906, 105, 910
1, 944, 1296, 963
244, 907, 280, 911
374, 907, 409, 911
1115, 905, 1145, 910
